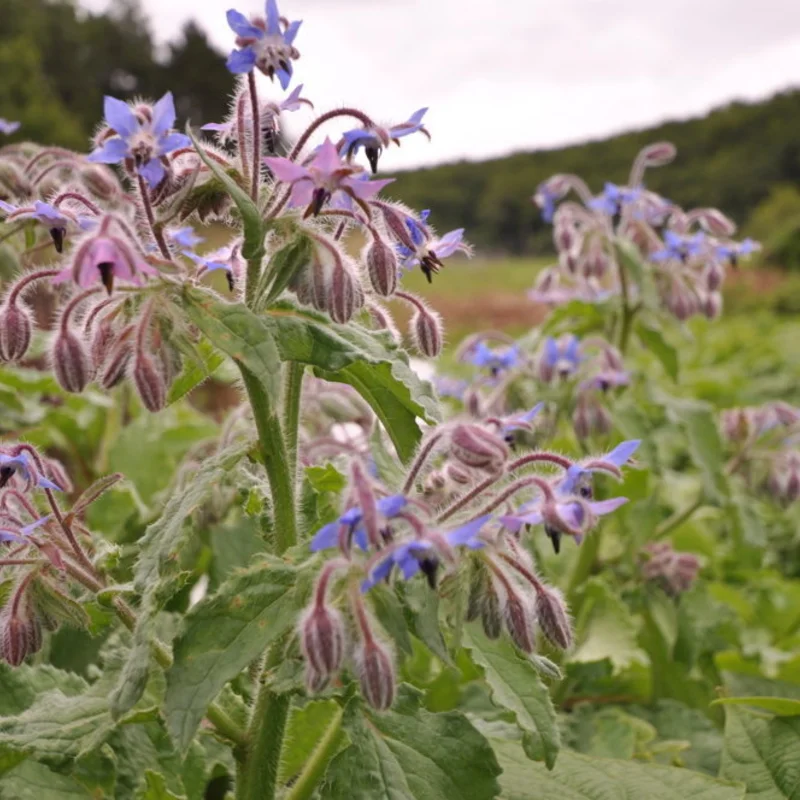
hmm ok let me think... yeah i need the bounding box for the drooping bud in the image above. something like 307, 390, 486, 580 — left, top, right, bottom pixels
411, 306, 443, 357
300, 603, 346, 685
664, 278, 698, 322
640, 141, 677, 167
450, 424, 509, 472
721, 408, 750, 442
0, 302, 32, 362
99, 331, 134, 390
695, 208, 736, 237
90, 315, 118, 371
502, 588, 537, 653
535, 585, 573, 650
355, 636, 396, 711
701, 291, 722, 320
52, 329, 91, 393
133, 354, 166, 412
444, 462, 472, 486
365, 236, 398, 297
1, 614, 31, 666
81, 164, 120, 201
480, 579, 503, 639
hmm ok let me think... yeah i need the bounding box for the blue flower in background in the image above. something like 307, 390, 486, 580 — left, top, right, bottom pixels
0, 516, 50, 544
651, 231, 706, 263
87, 92, 190, 187
311, 494, 408, 552
588, 182, 641, 215
467, 341, 522, 376
541, 335, 581, 377
557, 440, 641, 495
0, 452, 62, 491
226, 0, 301, 88
0, 119, 20, 135
714, 238, 760, 265
340, 108, 430, 173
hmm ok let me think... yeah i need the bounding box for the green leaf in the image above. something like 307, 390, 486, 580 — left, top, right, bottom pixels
462, 626, 560, 769
29, 580, 90, 631
683, 406, 729, 502
492, 738, 745, 800
637, 321, 679, 381
137, 770, 185, 799
262, 307, 441, 462
165, 556, 300, 752
166, 341, 225, 405
720, 707, 800, 798
255, 233, 313, 309
0, 761, 89, 799
186, 125, 264, 262
0, 662, 87, 717
320, 689, 501, 800
180, 285, 281, 400
278, 699, 349, 787
713, 697, 800, 716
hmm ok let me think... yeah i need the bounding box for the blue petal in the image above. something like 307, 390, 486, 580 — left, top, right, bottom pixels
340, 507, 362, 525
543, 337, 558, 366
103, 96, 138, 138
558, 465, 586, 496
157, 132, 191, 156
151, 92, 177, 136
21, 515, 50, 533
276, 63, 293, 91
87, 137, 130, 164
605, 439, 640, 467
362, 554, 395, 591
445, 514, 491, 548
264, 0, 281, 35
283, 19, 302, 45
353, 526, 369, 551
37, 476, 63, 491
564, 335, 580, 364
226, 47, 257, 74
377, 494, 407, 517
397, 553, 421, 580
138, 159, 165, 187
309, 521, 338, 551
226, 8, 264, 38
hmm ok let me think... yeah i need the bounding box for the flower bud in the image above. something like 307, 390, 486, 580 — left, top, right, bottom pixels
329, 261, 363, 324
535, 586, 573, 650
300, 603, 346, 683
445, 462, 472, 486
696, 209, 736, 237
1, 615, 30, 666
375, 203, 419, 251
81, 164, 120, 201
665, 279, 697, 322
558, 250, 579, 275
133, 354, 166, 412
464, 389, 482, 417
704, 262, 724, 292
52, 329, 91, 393
640, 141, 677, 167
503, 590, 537, 653
554, 222, 574, 252
90, 316, 118, 370
355, 637, 395, 711
572, 400, 592, 440
701, 291, 722, 320
480, 580, 503, 639
304, 665, 330, 693
411, 307, 443, 357
0, 302, 32, 362
100, 337, 133, 389
365, 237, 398, 297
721, 408, 749, 442
450, 424, 509, 472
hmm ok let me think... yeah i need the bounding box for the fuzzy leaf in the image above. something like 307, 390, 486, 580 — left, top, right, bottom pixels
463, 626, 560, 769
320, 689, 501, 800
164, 556, 300, 752
720, 707, 800, 798
636, 321, 679, 381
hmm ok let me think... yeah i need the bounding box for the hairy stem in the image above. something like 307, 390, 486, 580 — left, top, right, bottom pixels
284, 704, 344, 800
248, 72, 261, 202
240, 367, 297, 553
136, 175, 171, 260
402, 433, 443, 494
288, 108, 374, 162
283, 362, 305, 480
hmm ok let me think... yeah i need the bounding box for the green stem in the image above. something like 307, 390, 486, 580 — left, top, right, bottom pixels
240, 367, 297, 553
284, 705, 344, 800
566, 525, 602, 607
237, 666, 292, 800
653, 494, 704, 540
617, 259, 634, 355
283, 362, 305, 479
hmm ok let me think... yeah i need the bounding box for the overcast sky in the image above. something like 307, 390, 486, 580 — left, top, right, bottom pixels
81, 0, 800, 170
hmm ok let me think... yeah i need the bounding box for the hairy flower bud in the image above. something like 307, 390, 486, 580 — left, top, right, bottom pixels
0, 302, 32, 362
365, 237, 398, 297
665, 279, 698, 321
133, 354, 166, 412
503, 589, 537, 653
1, 615, 30, 666
535, 586, 573, 650
300, 603, 346, 683
450, 424, 509, 472
705, 261, 724, 292
721, 408, 749, 442
411, 306, 443, 357
355, 637, 396, 711
480, 580, 503, 639
696, 208, 736, 237
90, 316, 118, 370
81, 164, 120, 201
99, 336, 133, 389
52, 329, 91, 393
330, 262, 363, 324
640, 141, 677, 167
701, 291, 722, 320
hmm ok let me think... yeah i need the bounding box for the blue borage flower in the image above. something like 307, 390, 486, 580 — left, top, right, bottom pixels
500, 403, 544, 437
533, 178, 569, 223
310, 494, 408, 552
0, 452, 62, 492
650, 230, 706, 263
0, 516, 50, 544
714, 238, 760, 265
226, 0, 301, 88
361, 515, 491, 591
540, 334, 582, 378
434, 376, 469, 401
340, 108, 430, 173
588, 182, 641, 216
0, 200, 94, 253
466, 341, 522, 376
396, 210, 469, 282
0, 119, 20, 135
168, 226, 204, 249
87, 92, 190, 188
557, 439, 641, 494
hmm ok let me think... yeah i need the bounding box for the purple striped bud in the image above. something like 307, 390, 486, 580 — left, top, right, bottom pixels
90, 316, 118, 371
704, 262, 723, 292
503, 589, 537, 653
304, 665, 330, 694
1, 615, 30, 666
480, 580, 503, 639
300, 603, 346, 684
411, 306, 443, 357
100, 336, 133, 390
450, 424, 509, 472
444, 462, 472, 486
355, 637, 396, 711
365, 236, 398, 297
375, 203, 419, 251
640, 141, 677, 167
701, 292, 722, 320
696, 209, 736, 237
665, 279, 697, 321
52, 329, 91, 393
329, 261, 363, 324
133, 354, 166, 412
81, 164, 120, 201
0, 302, 32, 362
535, 586, 573, 650
554, 222, 575, 252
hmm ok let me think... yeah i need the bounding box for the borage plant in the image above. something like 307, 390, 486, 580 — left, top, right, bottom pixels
0, 1, 797, 798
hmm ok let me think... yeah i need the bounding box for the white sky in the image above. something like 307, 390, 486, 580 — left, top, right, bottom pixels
81, 0, 800, 169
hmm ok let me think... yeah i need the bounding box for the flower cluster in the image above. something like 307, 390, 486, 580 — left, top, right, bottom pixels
531, 144, 760, 322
